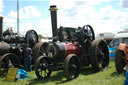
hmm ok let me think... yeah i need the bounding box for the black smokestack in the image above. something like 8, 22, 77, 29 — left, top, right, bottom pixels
0, 16, 3, 41
49, 5, 58, 39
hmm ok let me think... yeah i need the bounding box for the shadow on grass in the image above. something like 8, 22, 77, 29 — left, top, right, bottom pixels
111, 72, 120, 76
111, 71, 125, 77
28, 67, 96, 85
80, 67, 95, 75
55, 67, 96, 85
28, 71, 66, 85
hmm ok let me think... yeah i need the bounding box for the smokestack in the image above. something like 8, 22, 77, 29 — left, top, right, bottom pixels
49, 5, 58, 40
0, 16, 3, 41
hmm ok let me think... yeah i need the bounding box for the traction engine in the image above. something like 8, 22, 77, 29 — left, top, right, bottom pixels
0, 16, 38, 76
34, 5, 109, 80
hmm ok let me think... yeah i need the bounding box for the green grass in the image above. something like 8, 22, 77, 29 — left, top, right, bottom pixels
0, 61, 126, 85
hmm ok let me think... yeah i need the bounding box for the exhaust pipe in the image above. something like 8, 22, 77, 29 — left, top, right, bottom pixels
0, 16, 3, 41
49, 5, 58, 41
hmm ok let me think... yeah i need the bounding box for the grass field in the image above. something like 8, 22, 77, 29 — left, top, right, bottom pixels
0, 61, 126, 85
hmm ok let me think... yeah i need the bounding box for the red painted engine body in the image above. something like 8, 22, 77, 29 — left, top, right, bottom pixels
64, 42, 81, 56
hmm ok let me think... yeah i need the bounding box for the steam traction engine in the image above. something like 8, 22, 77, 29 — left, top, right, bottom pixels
0, 16, 38, 75
34, 5, 109, 80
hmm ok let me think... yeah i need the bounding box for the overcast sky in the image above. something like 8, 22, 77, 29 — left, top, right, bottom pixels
0, 0, 128, 37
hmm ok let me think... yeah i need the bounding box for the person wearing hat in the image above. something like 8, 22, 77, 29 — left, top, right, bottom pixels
22, 43, 32, 71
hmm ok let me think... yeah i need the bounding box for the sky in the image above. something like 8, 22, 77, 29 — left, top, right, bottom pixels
0, 0, 128, 37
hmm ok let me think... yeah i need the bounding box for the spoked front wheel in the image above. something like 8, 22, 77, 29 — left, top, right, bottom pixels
35, 56, 52, 79
64, 54, 80, 80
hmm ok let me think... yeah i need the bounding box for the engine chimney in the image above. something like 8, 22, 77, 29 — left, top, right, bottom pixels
49, 5, 58, 41
0, 16, 3, 41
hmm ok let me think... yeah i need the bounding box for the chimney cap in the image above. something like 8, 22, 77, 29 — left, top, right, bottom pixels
50, 5, 56, 8
49, 5, 57, 11
0, 16, 3, 18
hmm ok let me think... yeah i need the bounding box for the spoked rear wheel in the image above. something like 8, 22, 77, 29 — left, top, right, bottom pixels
35, 56, 52, 79
32, 42, 48, 64
0, 53, 21, 76
115, 50, 127, 73
64, 54, 80, 80
25, 30, 38, 48
90, 39, 109, 72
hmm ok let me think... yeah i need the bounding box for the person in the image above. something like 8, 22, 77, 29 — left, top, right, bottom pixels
22, 44, 32, 72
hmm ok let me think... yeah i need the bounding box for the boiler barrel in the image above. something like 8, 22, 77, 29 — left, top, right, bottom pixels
47, 42, 81, 58
47, 42, 66, 58
0, 41, 10, 55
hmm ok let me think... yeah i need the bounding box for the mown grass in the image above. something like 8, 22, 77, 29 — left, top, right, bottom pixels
0, 61, 126, 85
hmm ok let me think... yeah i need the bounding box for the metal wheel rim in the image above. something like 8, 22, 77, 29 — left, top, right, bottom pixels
0, 53, 21, 76
96, 41, 109, 70
35, 56, 51, 79
25, 30, 38, 48
64, 54, 80, 80
32, 42, 48, 63
68, 57, 79, 79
